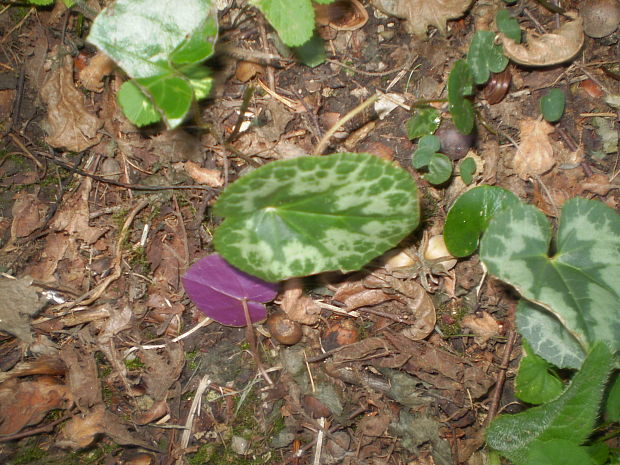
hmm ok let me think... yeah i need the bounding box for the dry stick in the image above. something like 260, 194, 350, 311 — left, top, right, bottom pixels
176, 374, 211, 465
313, 94, 379, 156
227, 85, 255, 143
486, 330, 518, 424
241, 298, 274, 386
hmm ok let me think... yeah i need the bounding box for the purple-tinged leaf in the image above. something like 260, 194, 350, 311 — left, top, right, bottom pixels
182, 253, 278, 326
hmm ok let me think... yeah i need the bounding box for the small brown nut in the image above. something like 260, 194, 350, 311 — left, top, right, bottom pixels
580, 0, 620, 38
321, 320, 359, 351
266, 312, 302, 345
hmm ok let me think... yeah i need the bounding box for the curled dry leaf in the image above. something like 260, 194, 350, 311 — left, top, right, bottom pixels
183, 160, 223, 187
79, 51, 116, 92
461, 311, 500, 346
501, 13, 584, 66
370, 0, 474, 37
513, 119, 555, 180
280, 278, 321, 324
315, 0, 369, 31
387, 275, 436, 340
40, 54, 103, 152
10, 192, 45, 239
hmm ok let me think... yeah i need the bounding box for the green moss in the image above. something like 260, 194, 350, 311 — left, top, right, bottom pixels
123, 357, 145, 371
9, 440, 46, 465
437, 302, 469, 337
185, 350, 200, 371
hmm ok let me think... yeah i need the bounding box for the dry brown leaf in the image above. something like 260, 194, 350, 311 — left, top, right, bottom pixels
280, 278, 321, 324
10, 192, 46, 239
501, 13, 584, 66
332, 277, 398, 311
357, 413, 392, 436
0, 376, 73, 435
0, 277, 46, 343
60, 343, 102, 411
183, 160, 223, 187
49, 178, 107, 244
581, 174, 620, 196
79, 51, 116, 92
513, 119, 555, 180
235, 61, 264, 82
140, 343, 184, 401
370, 0, 474, 37
461, 311, 500, 346
385, 275, 436, 340
40, 53, 103, 151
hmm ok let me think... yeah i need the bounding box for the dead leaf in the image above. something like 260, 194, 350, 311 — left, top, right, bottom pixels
357, 413, 392, 436
40, 52, 103, 152
235, 61, 264, 82
370, 0, 474, 37
581, 174, 620, 196
23, 232, 69, 283
182, 160, 223, 187
60, 343, 102, 411
149, 129, 205, 164
0, 355, 66, 384
49, 178, 107, 244
0, 376, 72, 435
280, 278, 321, 324
10, 192, 46, 239
513, 119, 555, 180
0, 277, 46, 343
501, 13, 584, 66
79, 51, 116, 92
332, 277, 398, 311
461, 311, 500, 346
140, 343, 184, 401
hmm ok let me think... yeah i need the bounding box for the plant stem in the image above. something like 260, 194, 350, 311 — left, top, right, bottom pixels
241, 298, 273, 386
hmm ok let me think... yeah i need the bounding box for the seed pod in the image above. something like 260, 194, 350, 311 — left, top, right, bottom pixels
266, 311, 302, 345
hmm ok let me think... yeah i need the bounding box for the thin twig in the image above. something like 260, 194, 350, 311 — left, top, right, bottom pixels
486, 330, 518, 424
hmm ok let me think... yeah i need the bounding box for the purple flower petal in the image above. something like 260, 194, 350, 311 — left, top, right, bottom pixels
182, 253, 278, 326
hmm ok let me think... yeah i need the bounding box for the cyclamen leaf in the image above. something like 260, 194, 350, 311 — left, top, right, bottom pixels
117, 81, 161, 127
480, 198, 620, 355
406, 108, 441, 140
444, 185, 521, 257
515, 340, 564, 404
182, 254, 278, 326
214, 153, 419, 282
467, 30, 509, 85
486, 342, 614, 465
447, 60, 475, 134
424, 153, 452, 185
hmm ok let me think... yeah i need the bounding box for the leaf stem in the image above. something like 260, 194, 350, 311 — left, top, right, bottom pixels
313, 93, 379, 156
241, 298, 273, 386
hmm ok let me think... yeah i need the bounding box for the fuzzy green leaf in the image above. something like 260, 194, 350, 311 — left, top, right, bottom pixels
540, 89, 566, 123
88, 0, 217, 79
528, 440, 595, 465
444, 185, 521, 257
254, 0, 315, 47
467, 30, 509, 85
515, 340, 564, 404
406, 108, 441, 140
496, 9, 521, 43
447, 60, 475, 134
480, 198, 620, 356
606, 372, 620, 422
487, 342, 614, 465
214, 153, 419, 282
117, 81, 161, 126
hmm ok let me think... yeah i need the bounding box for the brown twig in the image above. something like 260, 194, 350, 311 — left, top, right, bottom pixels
486, 330, 518, 424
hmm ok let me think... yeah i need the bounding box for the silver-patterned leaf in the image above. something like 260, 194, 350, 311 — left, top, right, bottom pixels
214, 153, 419, 282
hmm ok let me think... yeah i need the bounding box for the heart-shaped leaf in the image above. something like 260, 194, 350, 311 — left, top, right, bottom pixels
467, 30, 509, 85
214, 153, 419, 282
540, 88, 565, 123
444, 185, 521, 257
447, 60, 475, 134
424, 153, 452, 185
182, 254, 278, 326
480, 198, 620, 356
406, 107, 441, 140
458, 157, 476, 185
515, 340, 564, 404
496, 9, 521, 43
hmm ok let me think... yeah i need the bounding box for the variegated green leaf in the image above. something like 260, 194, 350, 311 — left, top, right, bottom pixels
213, 153, 419, 282
480, 198, 620, 358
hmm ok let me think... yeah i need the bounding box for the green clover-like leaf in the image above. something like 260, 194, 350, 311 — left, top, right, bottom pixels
406, 107, 441, 140
214, 153, 419, 282
424, 153, 452, 185
480, 198, 620, 357
467, 30, 509, 85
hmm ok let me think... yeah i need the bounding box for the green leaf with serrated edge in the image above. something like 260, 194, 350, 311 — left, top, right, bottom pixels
480, 198, 620, 355
213, 153, 419, 282
459, 157, 476, 185
117, 81, 161, 127
88, 0, 216, 79
254, 0, 314, 47
496, 9, 521, 43
443, 185, 521, 257
424, 153, 452, 185
518, 300, 585, 369
406, 108, 441, 140
528, 440, 595, 465
540, 88, 565, 123
515, 339, 564, 404
606, 372, 620, 422
467, 31, 509, 85
293, 33, 326, 67
486, 342, 614, 465
135, 75, 193, 129
448, 61, 475, 134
